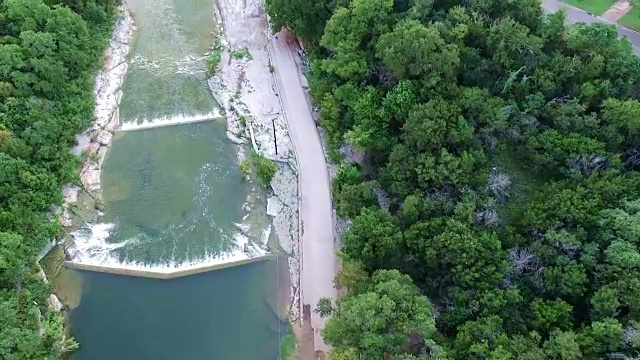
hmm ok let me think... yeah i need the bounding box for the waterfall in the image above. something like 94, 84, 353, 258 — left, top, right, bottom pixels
118, 112, 223, 131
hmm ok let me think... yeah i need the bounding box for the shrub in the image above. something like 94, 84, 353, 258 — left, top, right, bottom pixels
250, 151, 278, 185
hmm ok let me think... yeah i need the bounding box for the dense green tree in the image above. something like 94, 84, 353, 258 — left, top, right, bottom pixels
342, 207, 404, 270
268, 0, 640, 358
324, 269, 446, 359
0, 0, 116, 358
265, 0, 335, 43
376, 19, 459, 82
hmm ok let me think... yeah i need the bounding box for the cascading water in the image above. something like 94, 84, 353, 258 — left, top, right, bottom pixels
69, 0, 271, 272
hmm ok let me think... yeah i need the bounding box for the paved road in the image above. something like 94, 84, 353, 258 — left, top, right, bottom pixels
270, 33, 336, 353
543, 0, 640, 54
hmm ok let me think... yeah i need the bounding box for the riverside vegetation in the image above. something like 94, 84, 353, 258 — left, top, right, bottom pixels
267, 0, 640, 359
0, 0, 117, 358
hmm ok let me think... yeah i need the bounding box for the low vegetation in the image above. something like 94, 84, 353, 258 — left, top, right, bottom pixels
239, 159, 251, 177
249, 151, 279, 185
267, 0, 640, 358
619, 7, 640, 32
565, 0, 617, 15
279, 324, 297, 360
231, 47, 252, 60
0, 0, 118, 358
206, 34, 224, 75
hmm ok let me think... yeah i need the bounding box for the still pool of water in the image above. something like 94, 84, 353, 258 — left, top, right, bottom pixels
70, 258, 289, 360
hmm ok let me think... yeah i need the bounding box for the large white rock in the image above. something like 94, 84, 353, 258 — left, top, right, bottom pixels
266, 196, 283, 217
273, 207, 297, 254
97, 131, 113, 146
81, 170, 101, 191
62, 185, 81, 204
270, 166, 298, 210
48, 294, 63, 312
105, 111, 120, 132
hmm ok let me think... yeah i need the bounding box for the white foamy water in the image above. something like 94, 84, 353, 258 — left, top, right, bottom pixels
130, 54, 207, 76
68, 222, 268, 273
118, 111, 223, 131
68, 223, 134, 263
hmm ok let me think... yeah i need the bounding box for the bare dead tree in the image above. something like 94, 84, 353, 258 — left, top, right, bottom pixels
546, 95, 570, 105
481, 133, 499, 151
625, 147, 640, 169
519, 114, 539, 130
475, 209, 501, 228
501, 247, 545, 289
505, 127, 522, 141
545, 230, 580, 260
624, 325, 640, 345
568, 154, 608, 177
487, 171, 512, 200
507, 247, 540, 274
375, 187, 391, 212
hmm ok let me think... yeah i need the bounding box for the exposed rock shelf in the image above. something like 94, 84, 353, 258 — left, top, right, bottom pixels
210, 0, 301, 321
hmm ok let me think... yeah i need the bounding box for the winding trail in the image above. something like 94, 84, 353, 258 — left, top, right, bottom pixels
270, 31, 336, 353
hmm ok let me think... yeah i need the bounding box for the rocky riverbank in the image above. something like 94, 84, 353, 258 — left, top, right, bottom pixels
56, 6, 135, 234
209, 0, 301, 320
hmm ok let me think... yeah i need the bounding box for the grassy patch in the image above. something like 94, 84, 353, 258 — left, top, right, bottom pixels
206, 34, 225, 75
239, 159, 250, 177
279, 324, 296, 360
249, 151, 279, 185
563, 0, 617, 15
618, 7, 640, 32
231, 47, 252, 60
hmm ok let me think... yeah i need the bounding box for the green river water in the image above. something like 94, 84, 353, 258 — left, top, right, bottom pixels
62, 0, 287, 358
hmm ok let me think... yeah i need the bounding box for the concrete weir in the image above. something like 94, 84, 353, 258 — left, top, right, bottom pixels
64, 254, 275, 279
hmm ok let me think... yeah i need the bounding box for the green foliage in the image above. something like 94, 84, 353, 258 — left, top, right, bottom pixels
315, 297, 334, 318
265, 0, 341, 44
268, 0, 640, 358
231, 47, 252, 60
239, 159, 250, 177
0, 0, 117, 358
249, 151, 278, 185
323, 269, 446, 359
206, 34, 224, 75
278, 323, 296, 360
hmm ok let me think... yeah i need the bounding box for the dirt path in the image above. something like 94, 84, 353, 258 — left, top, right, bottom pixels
269, 30, 337, 354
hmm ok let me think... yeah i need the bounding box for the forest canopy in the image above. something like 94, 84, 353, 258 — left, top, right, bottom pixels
0, 0, 116, 358
267, 0, 640, 358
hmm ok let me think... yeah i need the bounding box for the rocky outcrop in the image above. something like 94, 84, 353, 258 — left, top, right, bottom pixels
269, 167, 299, 255
208, 0, 293, 163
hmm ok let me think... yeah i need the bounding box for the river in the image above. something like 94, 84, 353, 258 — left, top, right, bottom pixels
56, 0, 288, 358
69, 259, 288, 360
